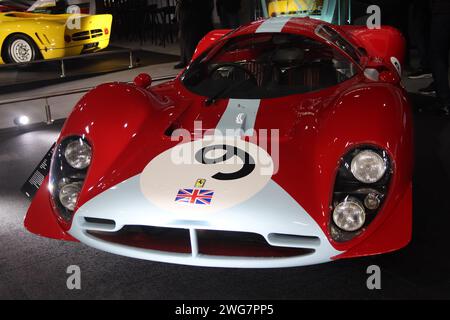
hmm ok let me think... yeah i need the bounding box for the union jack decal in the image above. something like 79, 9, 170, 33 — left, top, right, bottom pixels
175, 189, 214, 205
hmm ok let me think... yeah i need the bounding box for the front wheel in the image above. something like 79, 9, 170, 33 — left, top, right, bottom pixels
5, 35, 39, 64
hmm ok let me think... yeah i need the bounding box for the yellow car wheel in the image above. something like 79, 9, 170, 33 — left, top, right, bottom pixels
3, 34, 40, 64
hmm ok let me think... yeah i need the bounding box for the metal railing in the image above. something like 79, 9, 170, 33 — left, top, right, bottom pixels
0, 74, 177, 124
0, 48, 136, 78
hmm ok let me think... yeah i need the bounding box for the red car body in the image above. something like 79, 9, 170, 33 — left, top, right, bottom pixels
25, 17, 413, 268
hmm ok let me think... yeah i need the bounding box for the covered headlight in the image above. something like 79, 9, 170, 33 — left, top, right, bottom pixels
331, 147, 391, 242
64, 139, 92, 169
59, 182, 83, 211
350, 150, 387, 183
333, 198, 366, 232
49, 136, 91, 223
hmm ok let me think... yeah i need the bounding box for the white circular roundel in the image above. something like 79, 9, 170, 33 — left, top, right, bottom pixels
140, 136, 274, 215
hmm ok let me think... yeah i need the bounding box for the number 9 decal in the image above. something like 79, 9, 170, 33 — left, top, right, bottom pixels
195, 144, 255, 181
140, 137, 274, 214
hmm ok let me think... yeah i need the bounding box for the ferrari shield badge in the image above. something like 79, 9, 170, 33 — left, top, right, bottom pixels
195, 178, 206, 188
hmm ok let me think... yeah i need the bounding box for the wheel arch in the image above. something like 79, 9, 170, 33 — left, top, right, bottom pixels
314, 83, 413, 253
1, 32, 43, 63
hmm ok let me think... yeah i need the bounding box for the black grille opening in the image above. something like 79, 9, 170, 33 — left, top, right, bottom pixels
73, 36, 90, 41
91, 29, 103, 39
72, 31, 90, 41
72, 31, 89, 36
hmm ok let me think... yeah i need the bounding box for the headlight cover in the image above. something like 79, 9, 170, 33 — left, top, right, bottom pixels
49, 136, 91, 223
64, 139, 92, 169
350, 150, 387, 183
331, 147, 392, 242
59, 182, 83, 211
333, 198, 366, 232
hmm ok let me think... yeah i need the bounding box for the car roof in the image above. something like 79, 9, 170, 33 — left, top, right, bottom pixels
232, 16, 333, 41
219, 16, 361, 67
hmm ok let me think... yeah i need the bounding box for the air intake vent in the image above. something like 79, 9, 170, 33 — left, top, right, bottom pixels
83, 217, 116, 231
267, 233, 321, 248
87, 226, 191, 253
86, 226, 316, 258
197, 230, 315, 257
71, 29, 104, 41
72, 31, 90, 41
84, 217, 115, 226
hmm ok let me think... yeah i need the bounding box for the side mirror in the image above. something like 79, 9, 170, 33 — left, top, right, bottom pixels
133, 73, 152, 88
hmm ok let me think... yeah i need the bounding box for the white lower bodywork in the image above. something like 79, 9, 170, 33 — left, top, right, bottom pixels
69, 175, 342, 268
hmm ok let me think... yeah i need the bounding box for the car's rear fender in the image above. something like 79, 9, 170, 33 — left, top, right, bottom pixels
64, 14, 112, 47
0, 19, 65, 61
339, 25, 406, 74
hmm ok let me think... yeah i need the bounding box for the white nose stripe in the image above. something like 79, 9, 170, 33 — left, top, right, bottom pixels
216, 99, 261, 136
256, 16, 291, 33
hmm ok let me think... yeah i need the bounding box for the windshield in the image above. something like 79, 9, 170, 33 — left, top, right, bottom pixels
264, 0, 324, 17
315, 24, 361, 63
182, 33, 357, 100
27, 0, 68, 14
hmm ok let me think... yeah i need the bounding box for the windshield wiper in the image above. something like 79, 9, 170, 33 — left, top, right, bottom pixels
205, 78, 249, 106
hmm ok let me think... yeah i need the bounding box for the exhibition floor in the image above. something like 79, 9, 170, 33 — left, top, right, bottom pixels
0, 48, 179, 93
0, 92, 449, 299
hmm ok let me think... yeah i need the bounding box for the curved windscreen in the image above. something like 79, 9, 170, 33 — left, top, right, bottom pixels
182, 33, 357, 100
315, 24, 361, 63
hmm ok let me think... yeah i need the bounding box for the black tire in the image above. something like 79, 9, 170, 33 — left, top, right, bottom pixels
3, 34, 40, 64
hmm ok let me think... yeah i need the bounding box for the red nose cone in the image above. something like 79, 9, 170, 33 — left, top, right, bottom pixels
134, 73, 152, 88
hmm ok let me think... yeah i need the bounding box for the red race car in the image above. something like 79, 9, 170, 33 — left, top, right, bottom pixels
0, 0, 30, 12
24, 17, 413, 268
0, 4, 24, 12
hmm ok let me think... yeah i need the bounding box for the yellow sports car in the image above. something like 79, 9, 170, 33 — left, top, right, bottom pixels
267, 0, 324, 17
0, 0, 112, 64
